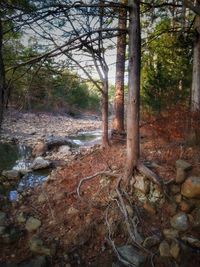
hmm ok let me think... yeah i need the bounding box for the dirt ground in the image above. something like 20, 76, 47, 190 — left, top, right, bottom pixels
0, 108, 200, 267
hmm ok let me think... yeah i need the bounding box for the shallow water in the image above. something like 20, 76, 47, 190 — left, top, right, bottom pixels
69, 130, 102, 146
0, 142, 48, 200
0, 130, 102, 200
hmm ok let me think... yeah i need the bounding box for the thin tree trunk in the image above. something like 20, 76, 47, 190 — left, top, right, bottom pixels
112, 0, 127, 134
102, 80, 109, 147
125, 0, 140, 180
191, 15, 200, 112
189, 15, 200, 144
0, 18, 5, 128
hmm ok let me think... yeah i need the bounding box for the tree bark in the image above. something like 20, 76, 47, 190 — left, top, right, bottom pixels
0, 18, 5, 128
112, 0, 127, 134
191, 15, 200, 112
125, 0, 140, 180
102, 79, 109, 147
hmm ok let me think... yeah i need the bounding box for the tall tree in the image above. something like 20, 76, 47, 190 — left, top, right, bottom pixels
0, 18, 5, 127
112, 0, 127, 135
191, 15, 200, 112
125, 0, 140, 180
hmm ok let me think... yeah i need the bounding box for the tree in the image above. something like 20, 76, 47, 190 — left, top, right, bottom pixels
125, 0, 140, 180
112, 0, 127, 135
0, 18, 5, 127
191, 15, 200, 112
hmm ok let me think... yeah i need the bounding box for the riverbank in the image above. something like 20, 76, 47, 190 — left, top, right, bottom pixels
1, 109, 102, 147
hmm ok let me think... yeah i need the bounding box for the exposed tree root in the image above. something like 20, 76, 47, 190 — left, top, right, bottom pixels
77, 170, 120, 197
136, 162, 162, 186
77, 167, 163, 266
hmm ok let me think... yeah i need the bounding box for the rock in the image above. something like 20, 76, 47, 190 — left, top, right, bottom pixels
143, 235, 161, 248
192, 208, 200, 230
148, 184, 163, 203
163, 229, 179, 240
29, 236, 51, 256
0, 211, 6, 225
46, 136, 74, 149
176, 168, 187, 184
182, 236, 200, 248
170, 212, 189, 231
179, 200, 192, 213
159, 240, 170, 257
67, 207, 79, 215
58, 145, 71, 155
165, 202, 177, 216
170, 240, 180, 259
143, 201, 156, 215
21, 256, 47, 267
133, 175, 150, 194
25, 217, 41, 232
174, 194, 182, 204
16, 212, 26, 223
176, 160, 192, 171
2, 170, 20, 180
32, 142, 47, 157
38, 194, 46, 203
30, 157, 51, 170
181, 177, 200, 198
117, 245, 146, 267
170, 184, 181, 195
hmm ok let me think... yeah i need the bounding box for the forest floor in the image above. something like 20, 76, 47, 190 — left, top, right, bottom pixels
0, 108, 200, 267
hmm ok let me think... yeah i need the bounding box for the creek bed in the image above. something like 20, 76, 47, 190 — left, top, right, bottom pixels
0, 130, 102, 201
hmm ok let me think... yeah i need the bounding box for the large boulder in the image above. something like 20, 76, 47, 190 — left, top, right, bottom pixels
170, 212, 189, 231
181, 177, 200, 198
30, 157, 51, 170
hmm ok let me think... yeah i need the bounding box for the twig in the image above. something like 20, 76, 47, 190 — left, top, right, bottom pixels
105, 204, 137, 267
77, 170, 120, 197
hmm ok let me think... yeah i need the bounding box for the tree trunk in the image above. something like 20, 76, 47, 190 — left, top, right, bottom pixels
112, 0, 127, 135
189, 15, 200, 145
191, 15, 200, 112
125, 0, 140, 180
0, 18, 5, 128
102, 80, 109, 147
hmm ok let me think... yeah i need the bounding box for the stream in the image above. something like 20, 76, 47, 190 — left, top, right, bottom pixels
0, 130, 102, 201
